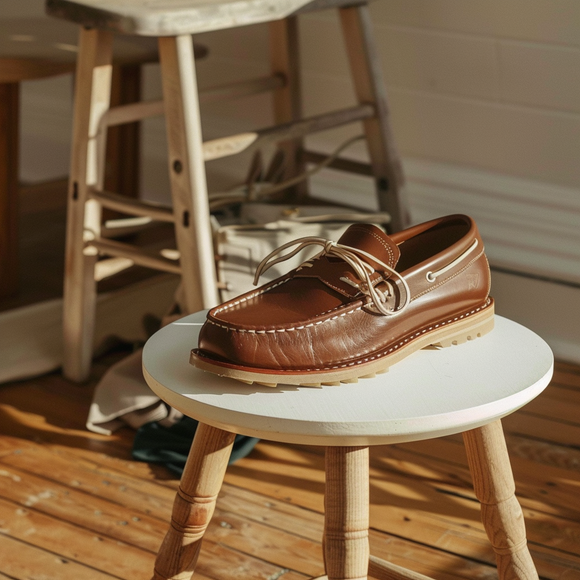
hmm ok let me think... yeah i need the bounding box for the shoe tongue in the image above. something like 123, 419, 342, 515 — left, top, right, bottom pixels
338, 223, 400, 271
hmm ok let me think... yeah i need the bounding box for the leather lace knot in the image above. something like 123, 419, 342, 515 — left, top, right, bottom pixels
253, 235, 411, 316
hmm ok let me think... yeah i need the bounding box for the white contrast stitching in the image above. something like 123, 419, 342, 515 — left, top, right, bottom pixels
308, 298, 492, 371
318, 298, 491, 370
206, 298, 492, 371
412, 249, 485, 301
347, 225, 396, 266
209, 306, 363, 333
213, 277, 291, 315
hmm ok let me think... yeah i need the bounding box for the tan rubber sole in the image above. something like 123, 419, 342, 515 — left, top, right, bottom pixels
190, 299, 495, 388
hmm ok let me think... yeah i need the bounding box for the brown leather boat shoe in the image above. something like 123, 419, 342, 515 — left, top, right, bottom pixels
191, 214, 494, 386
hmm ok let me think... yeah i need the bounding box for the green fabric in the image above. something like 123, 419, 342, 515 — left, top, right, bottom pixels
132, 416, 259, 475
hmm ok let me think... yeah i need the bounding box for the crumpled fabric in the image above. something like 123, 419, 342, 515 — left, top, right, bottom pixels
86, 348, 183, 434
87, 284, 187, 435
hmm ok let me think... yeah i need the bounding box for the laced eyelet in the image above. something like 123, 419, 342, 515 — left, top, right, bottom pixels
426, 271, 436, 283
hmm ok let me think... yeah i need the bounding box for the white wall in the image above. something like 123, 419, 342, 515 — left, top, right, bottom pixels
190, 1, 580, 361
7, 0, 580, 360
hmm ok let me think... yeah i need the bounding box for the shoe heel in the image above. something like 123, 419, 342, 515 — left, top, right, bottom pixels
430, 309, 495, 348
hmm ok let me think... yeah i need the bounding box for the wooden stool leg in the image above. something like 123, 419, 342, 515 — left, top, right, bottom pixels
463, 420, 538, 580
152, 423, 236, 580
0, 82, 19, 300
339, 3, 408, 232
324, 446, 369, 580
270, 16, 307, 203
63, 27, 113, 381
158, 34, 219, 313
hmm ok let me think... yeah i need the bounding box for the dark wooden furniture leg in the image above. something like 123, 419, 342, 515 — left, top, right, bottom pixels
105, 62, 141, 201
270, 16, 308, 203
0, 82, 19, 299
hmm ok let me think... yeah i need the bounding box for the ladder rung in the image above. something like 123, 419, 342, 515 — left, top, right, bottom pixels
102, 216, 155, 238
303, 150, 372, 176
100, 101, 375, 164
199, 73, 286, 104
258, 104, 376, 145
89, 188, 175, 223
94, 256, 134, 281
90, 238, 181, 275
203, 104, 375, 161
100, 74, 286, 128
101, 99, 164, 128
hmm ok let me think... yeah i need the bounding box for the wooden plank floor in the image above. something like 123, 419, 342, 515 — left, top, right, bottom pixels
1, 190, 580, 579
1, 358, 580, 580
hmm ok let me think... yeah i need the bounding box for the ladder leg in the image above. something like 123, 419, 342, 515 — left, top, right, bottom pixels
339, 3, 408, 232
159, 34, 219, 313
63, 27, 113, 381
463, 420, 538, 580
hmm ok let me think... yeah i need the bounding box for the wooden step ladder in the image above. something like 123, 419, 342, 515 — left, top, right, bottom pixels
47, 0, 408, 381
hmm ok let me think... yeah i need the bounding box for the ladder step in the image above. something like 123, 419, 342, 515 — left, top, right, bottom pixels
101, 216, 156, 238
94, 256, 134, 281
90, 238, 181, 275
89, 188, 175, 222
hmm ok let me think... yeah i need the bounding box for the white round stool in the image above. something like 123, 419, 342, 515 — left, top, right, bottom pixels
142, 312, 553, 580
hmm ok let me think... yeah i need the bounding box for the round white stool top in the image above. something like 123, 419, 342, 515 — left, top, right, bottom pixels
142, 312, 553, 446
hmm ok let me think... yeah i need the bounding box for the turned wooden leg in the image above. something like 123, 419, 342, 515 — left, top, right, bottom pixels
152, 423, 235, 580
463, 420, 538, 580
0, 82, 19, 300
324, 446, 370, 580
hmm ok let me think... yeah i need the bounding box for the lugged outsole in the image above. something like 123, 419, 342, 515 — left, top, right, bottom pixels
191, 299, 495, 388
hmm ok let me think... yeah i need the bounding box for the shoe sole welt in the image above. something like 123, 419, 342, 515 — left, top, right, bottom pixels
190, 298, 495, 388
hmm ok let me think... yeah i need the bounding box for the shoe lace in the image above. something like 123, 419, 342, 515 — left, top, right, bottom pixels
253, 236, 411, 316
